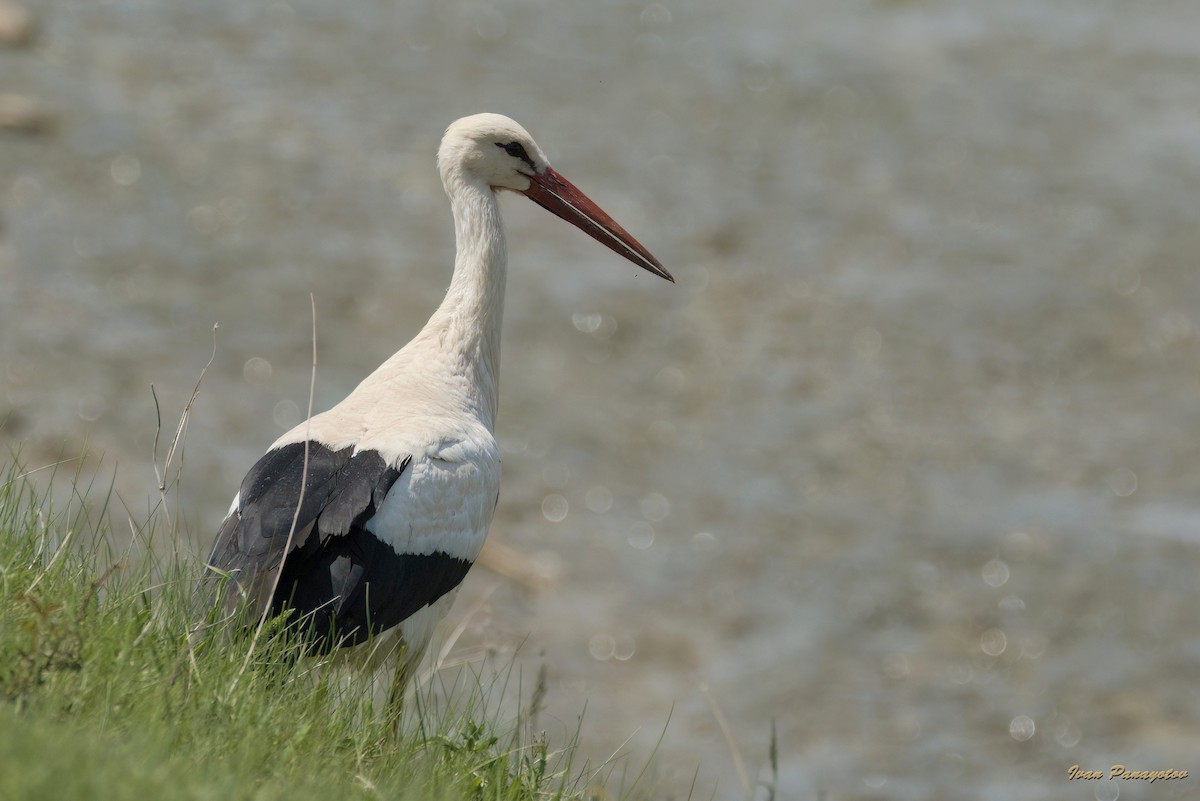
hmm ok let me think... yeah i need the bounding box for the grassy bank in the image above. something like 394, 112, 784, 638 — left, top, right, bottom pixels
0, 460, 614, 801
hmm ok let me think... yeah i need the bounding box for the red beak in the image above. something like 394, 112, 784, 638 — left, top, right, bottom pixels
523, 167, 673, 283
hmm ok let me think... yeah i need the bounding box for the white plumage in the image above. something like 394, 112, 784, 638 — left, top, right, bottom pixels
201, 113, 671, 689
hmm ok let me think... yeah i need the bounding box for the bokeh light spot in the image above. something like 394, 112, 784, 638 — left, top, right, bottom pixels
273, 399, 300, 429
1009, 715, 1035, 742
627, 521, 655, 549
982, 558, 1009, 587
541, 494, 569, 523
1108, 468, 1137, 497
243, 356, 273, 387
585, 484, 613, 514
640, 492, 670, 522
981, 628, 1007, 657
589, 633, 615, 661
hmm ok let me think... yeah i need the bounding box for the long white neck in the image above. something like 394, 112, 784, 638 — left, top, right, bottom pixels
416, 170, 507, 427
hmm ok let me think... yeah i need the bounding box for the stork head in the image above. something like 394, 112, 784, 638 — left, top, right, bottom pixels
438, 113, 673, 282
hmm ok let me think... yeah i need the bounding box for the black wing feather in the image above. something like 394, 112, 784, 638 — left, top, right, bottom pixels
276, 529, 473, 648
201, 441, 472, 650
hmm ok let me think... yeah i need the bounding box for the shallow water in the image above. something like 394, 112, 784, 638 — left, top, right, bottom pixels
3, 1, 1200, 798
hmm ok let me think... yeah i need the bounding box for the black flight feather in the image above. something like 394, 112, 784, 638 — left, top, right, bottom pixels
201, 441, 473, 651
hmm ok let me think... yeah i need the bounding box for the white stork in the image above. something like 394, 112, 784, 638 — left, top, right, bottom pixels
201, 113, 671, 690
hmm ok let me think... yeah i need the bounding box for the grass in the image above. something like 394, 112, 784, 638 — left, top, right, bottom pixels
0, 456, 629, 801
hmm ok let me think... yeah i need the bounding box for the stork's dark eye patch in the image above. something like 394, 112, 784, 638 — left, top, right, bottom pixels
496, 141, 535, 169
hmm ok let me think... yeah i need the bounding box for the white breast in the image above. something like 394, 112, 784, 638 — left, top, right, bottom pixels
367, 431, 500, 563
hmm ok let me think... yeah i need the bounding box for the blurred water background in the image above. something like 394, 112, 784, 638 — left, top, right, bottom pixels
3, 1, 1200, 798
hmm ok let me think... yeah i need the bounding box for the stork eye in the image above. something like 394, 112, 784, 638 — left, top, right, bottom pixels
496, 141, 534, 168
